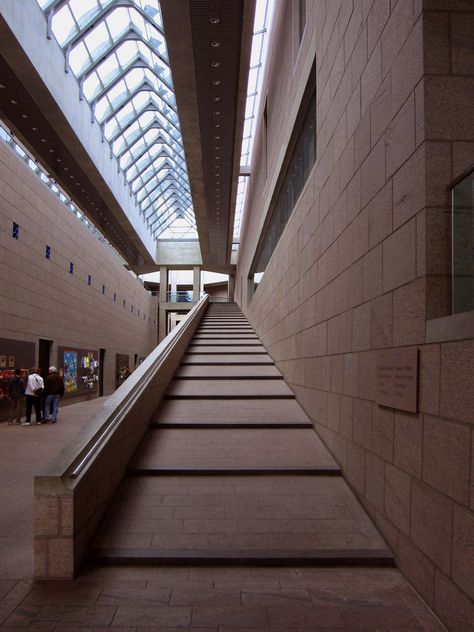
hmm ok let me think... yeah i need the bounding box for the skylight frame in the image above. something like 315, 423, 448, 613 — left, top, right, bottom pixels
37, 0, 196, 240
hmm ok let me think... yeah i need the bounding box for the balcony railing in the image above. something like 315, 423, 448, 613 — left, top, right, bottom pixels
166, 291, 193, 303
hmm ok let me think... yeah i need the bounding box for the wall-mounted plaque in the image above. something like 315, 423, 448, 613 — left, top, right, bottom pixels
376, 348, 418, 413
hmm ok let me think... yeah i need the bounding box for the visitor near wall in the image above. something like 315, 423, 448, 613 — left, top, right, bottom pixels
24, 368, 44, 426
8, 368, 25, 424
43, 366, 65, 423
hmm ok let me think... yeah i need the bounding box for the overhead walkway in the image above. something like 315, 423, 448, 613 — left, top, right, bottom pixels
90, 303, 393, 567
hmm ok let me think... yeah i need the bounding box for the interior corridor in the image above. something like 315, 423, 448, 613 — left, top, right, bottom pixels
0, 303, 446, 630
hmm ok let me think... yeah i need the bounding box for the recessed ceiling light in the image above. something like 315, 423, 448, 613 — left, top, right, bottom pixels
10, 99, 18, 105
212, 80, 221, 86
64, 167, 69, 171
56, 158, 62, 162
49, 148, 55, 153
69, 174, 74, 178
32, 126, 39, 131
213, 136, 221, 140
41, 138, 47, 143
0, 83, 5, 89
211, 41, 221, 47
211, 61, 220, 68
212, 96, 221, 102
214, 123, 221, 128
21, 114, 28, 119
213, 110, 221, 115
214, 146, 220, 150
209, 17, 220, 24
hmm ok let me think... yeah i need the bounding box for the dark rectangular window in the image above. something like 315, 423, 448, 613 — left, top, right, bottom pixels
45, 245, 51, 259
452, 171, 474, 314
12, 222, 19, 239
113, 292, 116, 302
88, 275, 92, 286
69, 262, 74, 274
102, 285, 105, 295
249, 73, 316, 299
123, 299, 126, 307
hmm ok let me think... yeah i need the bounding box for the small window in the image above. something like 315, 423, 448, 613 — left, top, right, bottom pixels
123, 299, 126, 307
138, 309, 140, 317
45, 245, 51, 260
113, 292, 116, 302
249, 76, 316, 299
452, 171, 474, 314
12, 222, 19, 239
102, 285, 105, 295
88, 275, 92, 286
69, 262, 74, 274
131, 305, 134, 313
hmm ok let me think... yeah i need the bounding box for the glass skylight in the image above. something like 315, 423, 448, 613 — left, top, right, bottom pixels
36, 0, 196, 240
233, 0, 273, 246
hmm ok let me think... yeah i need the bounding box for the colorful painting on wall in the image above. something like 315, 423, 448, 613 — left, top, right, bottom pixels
63, 351, 78, 394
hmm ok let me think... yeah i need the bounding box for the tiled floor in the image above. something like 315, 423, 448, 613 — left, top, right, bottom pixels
0, 304, 447, 629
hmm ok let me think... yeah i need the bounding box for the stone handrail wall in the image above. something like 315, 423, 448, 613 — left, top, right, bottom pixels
34, 295, 209, 579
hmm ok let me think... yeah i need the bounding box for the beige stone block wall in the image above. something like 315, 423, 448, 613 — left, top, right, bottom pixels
0, 138, 158, 399
236, 1, 474, 629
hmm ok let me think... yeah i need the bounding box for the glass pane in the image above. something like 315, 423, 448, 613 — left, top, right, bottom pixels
453, 172, 474, 314
36, 0, 195, 241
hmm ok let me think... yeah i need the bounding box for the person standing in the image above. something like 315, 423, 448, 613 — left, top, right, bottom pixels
8, 368, 25, 424
43, 366, 65, 423
24, 368, 44, 426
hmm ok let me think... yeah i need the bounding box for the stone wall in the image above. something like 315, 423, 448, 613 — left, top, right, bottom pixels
0, 137, 158, 399
236, 1, 474, 630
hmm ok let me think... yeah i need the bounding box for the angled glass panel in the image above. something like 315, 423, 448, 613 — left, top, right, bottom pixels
36, 0, 196, 240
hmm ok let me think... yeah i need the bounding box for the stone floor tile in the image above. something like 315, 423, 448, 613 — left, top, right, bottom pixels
240, 588, 311, 606
169, 585, 241, 607
0, 580, 33, 605
2, 605, 42, 627
338, 604, 426, 631
29, 605, 116, 626
0, 581, 17, 601
138, 628, 216, 632
191, 606, 267, 628
112, 604, 191, 627
23, 584, 101, 606
267, 603, 345, 627
95, 584, 171, 606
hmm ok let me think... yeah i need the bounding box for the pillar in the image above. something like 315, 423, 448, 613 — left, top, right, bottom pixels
193, 266, 201, 302
158, 266, 168, 342
228, 274, 235, 302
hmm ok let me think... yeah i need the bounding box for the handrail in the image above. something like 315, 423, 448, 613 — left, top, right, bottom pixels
66, 294, 209, 481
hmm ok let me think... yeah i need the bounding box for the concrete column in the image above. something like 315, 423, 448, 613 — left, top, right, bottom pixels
228, 275, 235, 302
170, 270, 177, 301
159, 266, 168, 342
193, 266, 201, 302
159, 266, 168, 303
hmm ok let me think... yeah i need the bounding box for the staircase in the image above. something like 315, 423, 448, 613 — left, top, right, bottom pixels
91, 303, 392, 567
